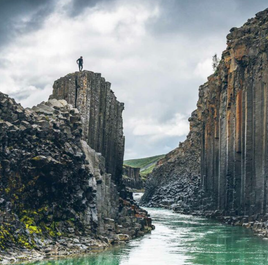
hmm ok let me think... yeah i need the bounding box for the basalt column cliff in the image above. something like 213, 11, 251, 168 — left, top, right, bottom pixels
200, 9, 268, 216
0, 71, 152, 263
142, 8, 268, 220
49, 71, 124, 187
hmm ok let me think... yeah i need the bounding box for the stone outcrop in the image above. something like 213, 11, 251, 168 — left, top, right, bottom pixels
140, 110, 203, 211
122, 165, 144, 190
142, 8, 268, 222
0, 71, 153, 263
49, 71, 124, 187
200, 8, 268, 216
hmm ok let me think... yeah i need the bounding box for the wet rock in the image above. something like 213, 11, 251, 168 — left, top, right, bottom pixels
117, 234, 130, 241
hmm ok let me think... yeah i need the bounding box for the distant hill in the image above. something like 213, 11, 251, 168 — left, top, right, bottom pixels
124, 154, 165, 179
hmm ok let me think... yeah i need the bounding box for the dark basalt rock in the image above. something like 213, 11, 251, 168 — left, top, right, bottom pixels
140, 109, 205, 212
200, 7, 268, 217
50, 71, 125, 188
0, 72, 153, 262
122, 165, 144, 190
142, 8, 268, 224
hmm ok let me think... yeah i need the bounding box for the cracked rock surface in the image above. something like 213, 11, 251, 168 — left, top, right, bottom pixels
0, 72, 153, 263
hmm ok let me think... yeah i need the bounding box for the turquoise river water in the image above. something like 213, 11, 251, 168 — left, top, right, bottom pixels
22, 194, 268, 265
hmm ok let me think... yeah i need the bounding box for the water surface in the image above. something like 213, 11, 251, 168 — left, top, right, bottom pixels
23, 196, 268, 265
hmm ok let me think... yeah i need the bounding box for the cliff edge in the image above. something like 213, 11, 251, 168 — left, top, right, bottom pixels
142, 8, 268, 232
49, 71, 124, 188
0, 71, 152, 263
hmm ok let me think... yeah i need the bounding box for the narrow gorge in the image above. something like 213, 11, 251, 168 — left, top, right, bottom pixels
142, 8, 268, 234
2, 5, 268, 265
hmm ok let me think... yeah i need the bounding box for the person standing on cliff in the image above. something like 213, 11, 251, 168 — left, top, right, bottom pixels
76, 56, 83, 71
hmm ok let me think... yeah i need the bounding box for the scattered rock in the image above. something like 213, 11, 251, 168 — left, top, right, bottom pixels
0, 71, 154, 263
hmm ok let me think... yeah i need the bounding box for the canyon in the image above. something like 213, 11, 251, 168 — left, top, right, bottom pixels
2, 6, 268, 265
142, 8, 268, 234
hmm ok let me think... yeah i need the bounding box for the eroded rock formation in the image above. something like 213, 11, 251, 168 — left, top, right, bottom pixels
200, 8, 268, 216
140, 110, 203, 211
49, 71, 124, 187
142, 8, 268, 224
122, 165, 144, 190
0, 71, 152, 263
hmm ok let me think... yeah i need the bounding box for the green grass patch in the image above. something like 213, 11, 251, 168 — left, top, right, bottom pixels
124, 154, 165, 169
124, 154, 165, 178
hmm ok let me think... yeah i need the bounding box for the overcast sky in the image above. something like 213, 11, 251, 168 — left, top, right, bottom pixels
0, 0, 267, 159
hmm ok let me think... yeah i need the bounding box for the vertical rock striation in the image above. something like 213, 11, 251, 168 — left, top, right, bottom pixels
49, 71, 124, 187
0, 71, 153, 262
200, 8, 268, 216
122, 165, 144, 190
142, 8, 268, 221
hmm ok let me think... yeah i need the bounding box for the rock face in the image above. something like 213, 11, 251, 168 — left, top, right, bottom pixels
142, 8, 268, 219
200, 8, 268, 216
140, 110, 203, 211
0, 71, 153, 261
122, 165, 144, 190
49, 71, 124, 187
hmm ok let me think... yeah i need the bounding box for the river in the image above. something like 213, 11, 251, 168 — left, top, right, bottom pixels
21, 194, 268, 265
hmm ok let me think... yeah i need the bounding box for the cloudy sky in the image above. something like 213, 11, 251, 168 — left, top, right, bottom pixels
0, 0, 267, 159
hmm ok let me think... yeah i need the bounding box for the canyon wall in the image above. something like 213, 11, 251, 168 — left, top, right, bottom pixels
0, 72, 152, 260
49, 71, 124, 187
122, 165, 144, 190
200, 8, 268, 216
142, 8, 268, 218
140, 110, 202, 211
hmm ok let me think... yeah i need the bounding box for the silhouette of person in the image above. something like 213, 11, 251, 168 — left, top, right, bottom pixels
76, 56, 83, 71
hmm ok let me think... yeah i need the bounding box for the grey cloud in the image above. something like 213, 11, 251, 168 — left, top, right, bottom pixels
235, 0, 268, 14
1, 0, 268, 160
148, 0, 268, 38
0, 0, 116, 50
67, 0, 116, 17
0, 0, 55, 49
125, 134, 186, 159
10, 89, 33, 101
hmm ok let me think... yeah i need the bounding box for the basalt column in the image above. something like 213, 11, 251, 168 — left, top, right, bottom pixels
201, 8, 268, 216
50, 71, 125, 186
141, 8, 268, 217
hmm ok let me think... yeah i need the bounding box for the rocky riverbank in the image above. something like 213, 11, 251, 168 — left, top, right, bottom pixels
0, 72, 153, 264
192, 211, 268, 239
140, 7, 268, 241
141, 7, 268, 228
151, 203, 268, 240
0, 205, 152, 265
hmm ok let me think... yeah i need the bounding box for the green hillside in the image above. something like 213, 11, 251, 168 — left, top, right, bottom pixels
124, 154, 165, 178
